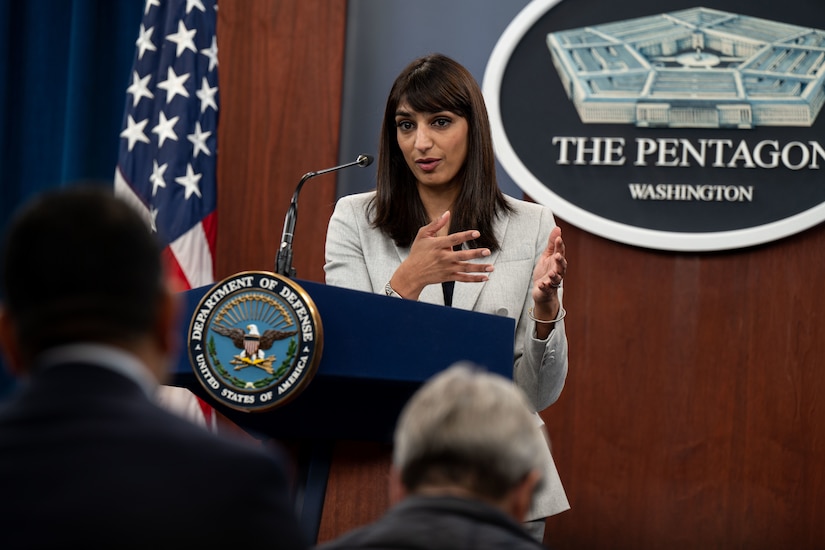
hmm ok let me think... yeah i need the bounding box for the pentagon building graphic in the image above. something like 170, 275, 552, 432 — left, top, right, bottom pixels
546, 7, 825, 128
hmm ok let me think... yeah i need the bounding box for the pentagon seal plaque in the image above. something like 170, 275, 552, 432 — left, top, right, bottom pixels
187, 271, 323, 412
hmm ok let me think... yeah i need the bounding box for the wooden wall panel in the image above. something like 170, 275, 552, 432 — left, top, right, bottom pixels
216, 2, 825, 547
215, 0, 346, 283
544, 219, 825, 548
317, 441, 393, 542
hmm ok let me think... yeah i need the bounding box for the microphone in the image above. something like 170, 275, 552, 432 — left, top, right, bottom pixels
275, 154, 374, 278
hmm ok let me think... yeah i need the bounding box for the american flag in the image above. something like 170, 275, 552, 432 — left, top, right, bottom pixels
115, 0, 218, 291
115, 0, 219, 429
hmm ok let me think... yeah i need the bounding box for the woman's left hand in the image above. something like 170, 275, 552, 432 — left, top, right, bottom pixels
531, 226, 567, 319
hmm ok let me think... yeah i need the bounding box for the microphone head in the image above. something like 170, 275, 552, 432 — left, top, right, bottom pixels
357, 154, 374, 167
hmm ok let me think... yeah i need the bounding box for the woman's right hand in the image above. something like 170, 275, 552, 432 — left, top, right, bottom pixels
388, 211, 494, 300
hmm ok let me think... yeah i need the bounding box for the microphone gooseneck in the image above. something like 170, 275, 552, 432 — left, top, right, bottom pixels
275, 154, 374, 278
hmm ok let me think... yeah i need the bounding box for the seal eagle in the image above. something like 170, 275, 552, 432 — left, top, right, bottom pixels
213, 323, 297, 361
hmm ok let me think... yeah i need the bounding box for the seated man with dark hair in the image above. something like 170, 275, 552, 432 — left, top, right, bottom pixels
316, 362, 550, 550
0, 186, 307, 549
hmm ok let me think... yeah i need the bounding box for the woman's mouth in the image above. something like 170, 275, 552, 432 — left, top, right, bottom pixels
416, 158, 440, 172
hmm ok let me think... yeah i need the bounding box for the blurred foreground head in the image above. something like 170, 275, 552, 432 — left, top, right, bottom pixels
0, 186, 171, 374
392, 363, 546, 518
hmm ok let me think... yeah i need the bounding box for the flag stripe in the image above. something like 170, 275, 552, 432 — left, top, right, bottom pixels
114, 167, 153, 226
169, 218, 214, 289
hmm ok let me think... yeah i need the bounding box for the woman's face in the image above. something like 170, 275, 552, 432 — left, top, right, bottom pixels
394, 101, 469, 191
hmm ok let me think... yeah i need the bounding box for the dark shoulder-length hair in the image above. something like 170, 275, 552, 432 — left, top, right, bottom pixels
370, 53, 512, 250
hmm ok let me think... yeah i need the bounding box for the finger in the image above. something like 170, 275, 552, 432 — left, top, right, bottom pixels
554, 234, 565, 258
456, 261, 494, 274
547, 226, 562, 252
447, 229, 482, 249
452, 272, 490, 283
544, 233, 558, 256
539, 276, 562, 291
453, 247, 491, 261
419, 210, 451, 238
542, 282, 561, 293
430, 210, 450, 235
553, 254, 568, 277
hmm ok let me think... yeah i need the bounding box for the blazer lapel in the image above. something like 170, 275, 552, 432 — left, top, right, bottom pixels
452, 212, 509, 311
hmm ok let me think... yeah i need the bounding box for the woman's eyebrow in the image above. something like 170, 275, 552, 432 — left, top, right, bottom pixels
396, 109, 452, 118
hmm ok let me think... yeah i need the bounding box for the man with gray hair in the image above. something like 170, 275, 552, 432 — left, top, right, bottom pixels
316, 362, 550, 549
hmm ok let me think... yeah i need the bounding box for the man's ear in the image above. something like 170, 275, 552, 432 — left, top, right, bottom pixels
0, 308, 25, 377
159, 284, 181, 351
506, 469, 542, 524
148, 284, 182, 384
388, 465, 408, 505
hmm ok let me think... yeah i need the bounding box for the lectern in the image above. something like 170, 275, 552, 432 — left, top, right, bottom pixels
171, 278, 515, 542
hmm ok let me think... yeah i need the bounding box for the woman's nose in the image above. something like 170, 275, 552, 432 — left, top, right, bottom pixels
414, 127, 433, 150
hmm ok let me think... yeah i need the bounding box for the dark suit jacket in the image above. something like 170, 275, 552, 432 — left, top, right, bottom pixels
315, 495, 546, 550
0, 362, 307, 549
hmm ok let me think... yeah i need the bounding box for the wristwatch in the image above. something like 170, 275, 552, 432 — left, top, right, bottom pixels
384, 281, 399, 297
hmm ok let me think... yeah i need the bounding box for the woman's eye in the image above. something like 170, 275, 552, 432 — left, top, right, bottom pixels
433, 118, 451, 128
396, 120, 414, 131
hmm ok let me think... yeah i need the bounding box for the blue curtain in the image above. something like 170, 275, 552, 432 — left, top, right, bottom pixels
0, 0, 143, 397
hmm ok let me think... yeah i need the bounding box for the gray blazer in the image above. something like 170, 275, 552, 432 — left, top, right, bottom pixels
324, 191, 570, 518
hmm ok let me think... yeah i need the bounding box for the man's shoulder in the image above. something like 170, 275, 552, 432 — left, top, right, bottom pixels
316, 496, 544, 550
141, 402, 280, 466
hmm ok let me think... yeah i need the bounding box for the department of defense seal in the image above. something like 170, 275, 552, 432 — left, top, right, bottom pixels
187, 271, 323, 412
